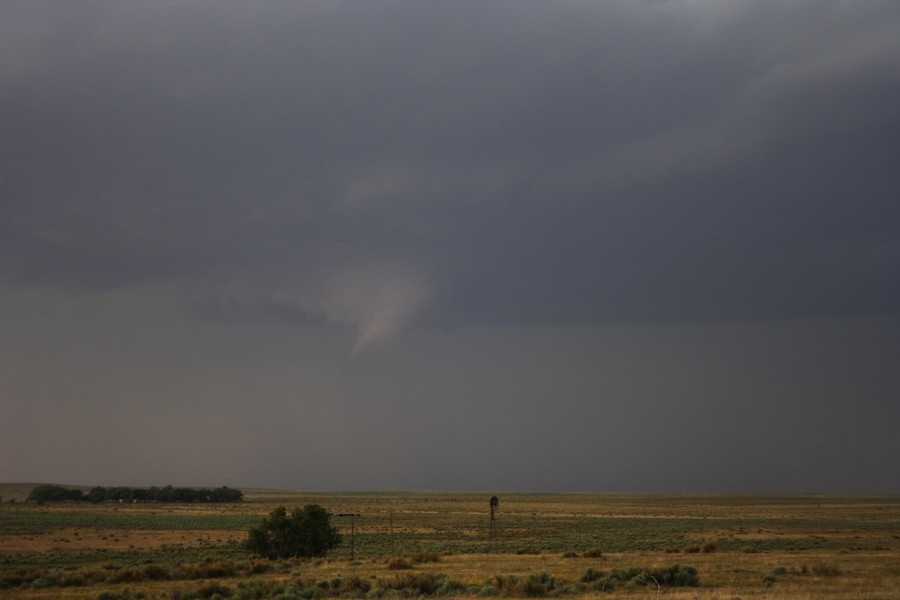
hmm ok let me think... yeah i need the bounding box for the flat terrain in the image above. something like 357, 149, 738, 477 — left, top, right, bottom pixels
1, 485, 899, 599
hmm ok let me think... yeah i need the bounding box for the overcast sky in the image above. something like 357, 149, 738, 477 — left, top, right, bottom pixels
1, 0, 898, 493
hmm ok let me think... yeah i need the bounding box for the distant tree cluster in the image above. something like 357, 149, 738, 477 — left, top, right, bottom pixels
26, 485, 85, 503
27, 484, 243, 504
246, 504, 341, 558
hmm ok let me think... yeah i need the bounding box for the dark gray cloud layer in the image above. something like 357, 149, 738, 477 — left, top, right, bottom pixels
1, 1, 899, 491
4, 0, 899, 335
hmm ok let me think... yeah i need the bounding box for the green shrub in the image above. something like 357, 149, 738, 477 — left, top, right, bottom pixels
339, 576, 372, 595
386, 573, 443, 595
648, 564, 700, 587
515, 572, 555, 597
492, 574, 518, 594
608, 567, 642, 582
246, 505, 340, 559
579, 568, 602, 583
140, 563, 171, 581
515, 578, 547, 597
201, 561, 237, 578
435, 579, 468, 596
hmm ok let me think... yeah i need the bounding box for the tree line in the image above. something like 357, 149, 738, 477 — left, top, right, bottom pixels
27, 484, 243, 504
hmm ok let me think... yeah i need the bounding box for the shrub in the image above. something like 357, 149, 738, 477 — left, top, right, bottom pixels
246, 506, 340, 559
195, 582, 233, 598
31, 578, 53, 588
339, 576, 372, 595
516, 572, 555, 597
582, 547, 603, 558
515, 578, 547, 597
386, 572, 442, 595
579, 568, 603, 583
608, 567, 642, 582
140, 563, 171, 581
648, 564, 700, 587
701, 539, 718, 553
435, 579, 468, 596
493, 575, 518, 594
199, 561, 237, 579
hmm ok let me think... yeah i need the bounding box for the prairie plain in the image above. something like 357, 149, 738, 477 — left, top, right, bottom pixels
1, 485, 899, 599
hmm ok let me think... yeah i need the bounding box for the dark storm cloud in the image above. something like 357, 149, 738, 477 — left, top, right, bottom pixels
2, 0, 899, 348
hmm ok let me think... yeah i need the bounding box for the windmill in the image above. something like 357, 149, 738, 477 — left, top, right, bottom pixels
489, 496, 499, 553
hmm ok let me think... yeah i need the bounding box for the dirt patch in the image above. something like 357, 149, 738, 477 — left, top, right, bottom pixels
0, 528, 242, 553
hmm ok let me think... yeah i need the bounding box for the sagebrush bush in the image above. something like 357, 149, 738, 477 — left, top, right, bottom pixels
140, 563, 171, 581
195, 581, 233, 598
579, 568, 602, 583
493, 574, 518, 594
386, 572, 443, 595
648, 564, 700, 587
516, 572, 555, 597
435, 578, 468, 596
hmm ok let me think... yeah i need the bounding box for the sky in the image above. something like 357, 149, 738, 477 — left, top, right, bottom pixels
1, 0, 899, 493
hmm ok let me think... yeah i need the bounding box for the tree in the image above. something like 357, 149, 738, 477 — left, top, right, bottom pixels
27, 484, 84, 503
246, 504, 341, 558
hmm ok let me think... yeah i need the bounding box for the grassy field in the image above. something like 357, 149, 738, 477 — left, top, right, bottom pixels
1, 485, 899, 599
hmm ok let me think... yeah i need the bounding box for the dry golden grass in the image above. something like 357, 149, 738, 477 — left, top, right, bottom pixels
0, 527, 241, 553
1, 487, 899, 599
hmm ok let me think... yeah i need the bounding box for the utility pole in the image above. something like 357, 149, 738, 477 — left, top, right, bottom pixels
337, 513, 361, 561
